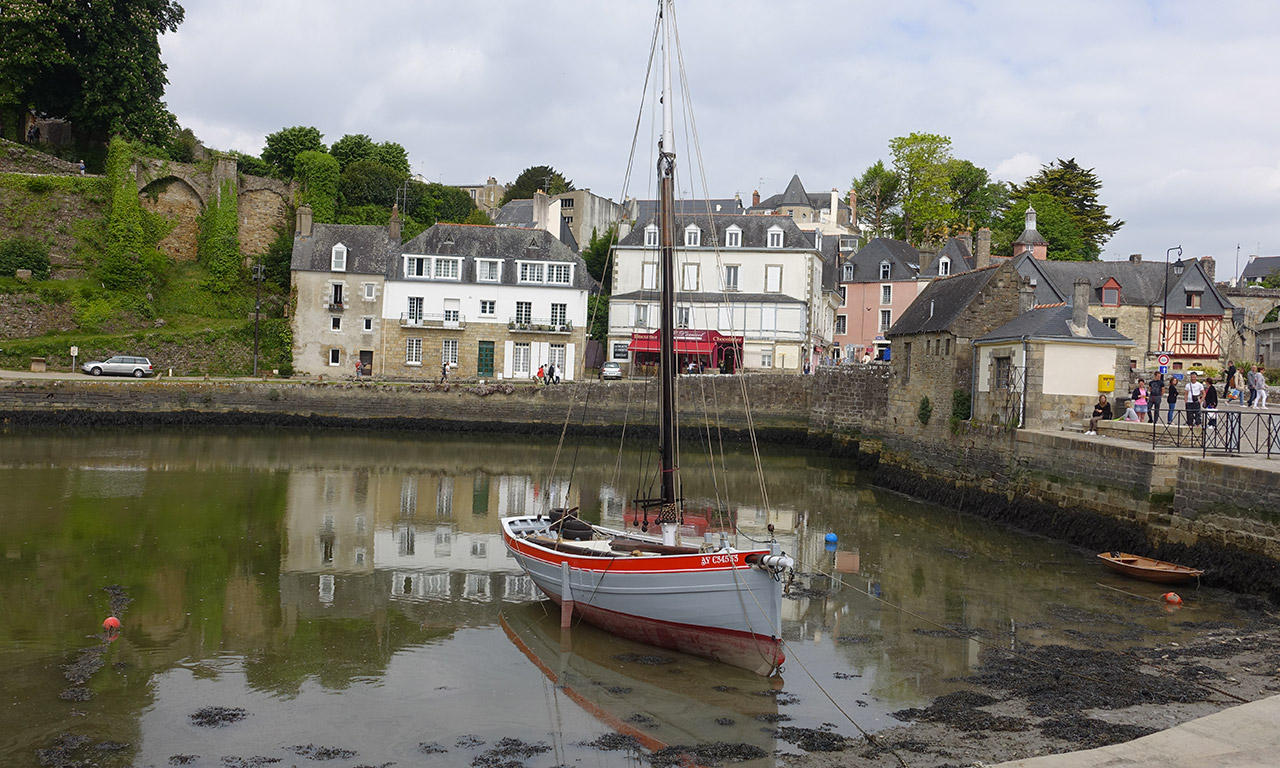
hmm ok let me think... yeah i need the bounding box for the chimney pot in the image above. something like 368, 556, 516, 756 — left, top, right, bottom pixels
1129, 253, 1142, 263
1072, 279, 1091, 332
752, 189, 760, 207
976, 227, 992, 269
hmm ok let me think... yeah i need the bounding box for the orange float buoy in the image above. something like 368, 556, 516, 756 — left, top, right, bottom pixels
1162, 592, 1182, 605
103, 616, 121, 631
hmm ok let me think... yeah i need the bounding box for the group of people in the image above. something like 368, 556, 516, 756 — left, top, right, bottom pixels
536, 364, 560, 384
1088, 366, 1271, 435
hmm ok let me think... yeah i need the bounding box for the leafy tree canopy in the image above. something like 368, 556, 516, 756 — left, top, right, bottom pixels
0, 0, 185, 144
850, 160, 900, 240
582, 225, 617, 290
499, 165, 574, 206
1011, 158, 1122, 259
338, 158, 406, 210
409, 181, 477, 227
372, 141, 410, 176
329, 134, 375, 171
295, 150, 339, 223
889, 132, 955, 246
947, 159, 1009, 233
262, 126, 326, 178
463, 208, 493, 226
993, 193, 1088, 261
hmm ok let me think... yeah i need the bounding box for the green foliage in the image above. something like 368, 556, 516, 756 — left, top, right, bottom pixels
500, 165, 574, 206
372, 141, 410, 176
262, 224, 294, 289
339, 158, 406, 209
407, 181, 477, 227
951, 388, 971, 420
168, 127, 199, 163
851, 160, 901, 239
335, 204, 393, 225
0, 0, 185, 144
0, 235, 51, 279
196, 180, 242, 293
948, 159, 1009, 232
294, 150, 339, 223
587, 294, 609, 343
917, 395, 932, 425
890, 133, 955, 246
463, 208, 493, 226
583, 225, 617, 290
262, 126, 326, 178
993, 193, 1088, 261
329, 133, 376, 171
99, 137, 173, 291
228, 151, 273, 178
1010, 158, 1122, 259
1260, 271, 1280, 290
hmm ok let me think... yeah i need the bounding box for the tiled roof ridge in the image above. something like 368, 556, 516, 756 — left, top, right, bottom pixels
1034, 302, 1067, 308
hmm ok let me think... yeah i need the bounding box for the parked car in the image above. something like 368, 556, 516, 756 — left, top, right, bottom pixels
82, 355, 154, 378
600, 361, 623, 380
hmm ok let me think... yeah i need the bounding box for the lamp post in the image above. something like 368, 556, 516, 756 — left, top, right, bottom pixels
1160, 245, 1182, 357
252, 255, 264, 377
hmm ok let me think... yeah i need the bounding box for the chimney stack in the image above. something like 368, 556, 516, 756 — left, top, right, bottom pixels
918, 246, 935, 274
1072, 279, 1092, 334
533, 189, 549, 231
296, 205, 313, 238
752, 189, 760, 207
1129, 253, 1142, 263
1200, 255, 1216, 282
848, 189, 857, 229
976, 227, 991, 269
1019, 276, 1036, 313
958, 231, 973, 255
389, 203, 401, 242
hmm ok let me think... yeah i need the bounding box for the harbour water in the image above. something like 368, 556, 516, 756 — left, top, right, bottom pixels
0, 428, 1257, 767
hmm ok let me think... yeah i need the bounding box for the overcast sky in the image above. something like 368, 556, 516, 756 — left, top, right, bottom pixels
162, 1, 1280, 275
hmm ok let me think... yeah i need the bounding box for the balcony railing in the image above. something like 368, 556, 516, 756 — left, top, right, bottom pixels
508, 317, 572, 333
400, 313, 466, 329
328, 302, 344, 311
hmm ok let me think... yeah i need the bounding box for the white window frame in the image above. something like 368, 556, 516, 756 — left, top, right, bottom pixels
684, 225, 701, 247
329, 348, 341, 366
938, 257, 951, 276
767, 226, 784, 249
725, 226, 741, 248
331, 316, 341, 332
723, 264, 739, 291
761, 351, 774, 368
765, 265, 782, 293
642, 262, 657, 291
331, 244, 347, 272
442, 339, 458, 366
515, 301, 532, 324
513, 342, 531, 376
881, 284, 892, 305
842, 263, 854, 281
550, 303, 567, 326
644, 225, 659, 247
835, 314, 847, 335
838, 286, 847, 306
761, 306, 777, 332
434, 257, 461, 280
477, 259, 501, 282
405, 256, 427, 278
879, 309, 892, 332
407, 296, 424, 324
879, 261, 891, 280
682, 263, 699, 291
518, 262, 545, 284
479, 299, 496, 317
364, 282, 376, 300
634, 304, 650, 328
547, 263, 572, 285
362, 316, 373, 332
406, 338, 422, 365
676, 306, 691, 328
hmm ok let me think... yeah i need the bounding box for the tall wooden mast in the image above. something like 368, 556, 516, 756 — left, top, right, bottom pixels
657, 0, 680, 545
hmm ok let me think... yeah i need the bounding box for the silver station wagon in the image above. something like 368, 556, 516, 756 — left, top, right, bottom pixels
82, 355, 154, 378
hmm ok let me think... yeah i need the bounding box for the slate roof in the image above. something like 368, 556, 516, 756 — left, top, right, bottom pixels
917, 236, 977, 278
1023, 258, 1233, 314
976, 304, 1134, 345
491, 200, 580, 251
816, 230, 841, 292
629, 197, 745, 223
1008, 252, 1068, 305
840, 238, 920, 283
291, 223, 395, 274
748, 174, 851, 214
399, 224, 592, 289
616, 212, 814, 250
1241, 256, 1280, 284
887, 264, 1004, 336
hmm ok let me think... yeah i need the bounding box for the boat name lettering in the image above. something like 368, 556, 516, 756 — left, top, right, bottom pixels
701, 554, 739, 566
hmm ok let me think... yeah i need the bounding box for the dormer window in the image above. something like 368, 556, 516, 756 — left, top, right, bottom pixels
813, 231, 823, 251
434, 257, 460, 279
841, 263, 854, 282
1185, 291, 1201, 309
644, 224, 659, 247
331, 243, 348, 272
879, 261, 891, 280
1102, 288, 1119, 305
938, 256, 951, 276
684, 225, 701, 247
725, 226, 741, 248
767, 225, 784, 249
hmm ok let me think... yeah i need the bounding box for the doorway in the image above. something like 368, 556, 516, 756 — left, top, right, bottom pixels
477, 341, 494, 378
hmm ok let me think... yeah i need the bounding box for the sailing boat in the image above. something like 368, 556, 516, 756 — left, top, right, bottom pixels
500, 0, 794, 677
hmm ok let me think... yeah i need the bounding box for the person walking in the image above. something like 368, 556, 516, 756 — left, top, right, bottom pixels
537, 364, 545, 384
1165, 376, 1178, 424
1086, 394, 1112, 435
1204, 378, 1219, 430
1247, 365, 1260, 407
1149, 373, 1165, 423
1185, 372, 1204, 426
1258, 366, 1269, 409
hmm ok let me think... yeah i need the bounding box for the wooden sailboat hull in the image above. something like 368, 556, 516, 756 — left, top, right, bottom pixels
1097, 552, 1204, 583
501, 516, 787, 675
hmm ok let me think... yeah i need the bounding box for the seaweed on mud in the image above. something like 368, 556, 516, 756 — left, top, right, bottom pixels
835, 634, 876, 644
418, 742, 448, 754
711, 684, 737, 692
93, 741, 128, 751
1037, 714, 1158, 749
912, 623, 987, 639
104, 584, 133, 616
472, 737, 551, 767
892, 691, 1029, 732
168, 756, 198, 765
604, 685, 632, 695
62, 646, 106, 684
190, 706, 248, 727
624, 713, 658, 728
649, 741, 767, 766
221, 758, 282, 768
613, 653, 675, 665
754, 713, 792, 723
455, 735, 485, 748
771, 725, 855, 752
968, 645, 1207, 716
286, 744, 357, 760
715, 717, 736, 726
58, 687, 92, 702
832, 671, 862, 679
752, 688, 799, 705
580, 733, 641, 752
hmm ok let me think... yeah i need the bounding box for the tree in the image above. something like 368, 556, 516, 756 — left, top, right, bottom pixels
372, 141, 410, 176
328, 134, 375, 171
499, 165, 574, 206
582, 225, 618, 290
463, 209, 493, 226
409, 182, 477, 227
338, 158, 406, 209
0, 0, 185, 144
850, 161, 900, 239
1011, 158, 1122, 259
993, 193, 1088, 261
889, 132, 954, 245
0, 235, 51, 280
947, 159, 1009, 232
262, 126, 326, 178
294, 150, 339, 223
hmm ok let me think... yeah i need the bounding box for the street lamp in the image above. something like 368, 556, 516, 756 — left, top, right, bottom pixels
1160, 245, 1182, 357
252, 255, 265, 377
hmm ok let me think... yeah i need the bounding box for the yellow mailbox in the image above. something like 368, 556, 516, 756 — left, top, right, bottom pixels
1098, 374, 1115, 392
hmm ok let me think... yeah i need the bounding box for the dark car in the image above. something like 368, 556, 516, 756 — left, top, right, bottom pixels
82, 355, 154, 378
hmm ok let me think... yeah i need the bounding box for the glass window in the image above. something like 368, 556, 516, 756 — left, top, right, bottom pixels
995, 357, 1012, 388
331, 284, 344, 307
519, 263, 544, 283
515, 301, 532, 324
331, 317, 341, 331
682, 263, 699, 291
549, 343, 566, 372
677, 307, 691, 328
550, 303, 567, 326
513, 342, 531, 376
331, 244, 347, 271
635, 304, 649, 327
761, 351, 773, 368
767, 227, 783, 248
723, 265, 739, 290
477, 260, 500, 281
434, 258, 459, 279
329, 348, 340, 365
547, 263, 571, 284
881, 284, 892, 305
765, 265, 782, 292
938, 257, 951, 276
364, 283, 376, 299
406, 256, 426, 277
842, 263, 854, 281
879, 309, 891, 332
1181, 321, 1197, 343
879, 261, 890, 280
642, 263, 657, 290
838, 286, 847, 305
644, 225, 659, 247
725, 227, 741, 247
442, 339, 458, 365
684, 225, 701, 247
363, 316, 373, 332
835, 315, 847, 335
1103, 317, 1118, 329
406, 338, 422, 364
407, 296, 424, 324
761, 306, 777, 332
1102, 287, 1119, 305
479, 299, 496, 316
1185, 292, 1201, 309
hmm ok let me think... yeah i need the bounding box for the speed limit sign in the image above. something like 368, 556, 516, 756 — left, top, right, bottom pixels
1157, 354, 1170, 366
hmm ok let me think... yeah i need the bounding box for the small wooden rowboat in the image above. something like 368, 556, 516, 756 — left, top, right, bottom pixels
1098, 551, 1204, 583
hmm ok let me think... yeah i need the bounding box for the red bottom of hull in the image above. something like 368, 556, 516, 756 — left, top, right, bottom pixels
545, 593, 785, 676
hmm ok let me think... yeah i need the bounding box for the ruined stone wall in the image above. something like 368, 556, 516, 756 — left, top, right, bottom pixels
141, 176, 202, 261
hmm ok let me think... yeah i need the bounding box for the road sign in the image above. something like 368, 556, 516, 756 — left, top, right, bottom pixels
1159, 365, 1168, 374
1157, 354, 1170, 366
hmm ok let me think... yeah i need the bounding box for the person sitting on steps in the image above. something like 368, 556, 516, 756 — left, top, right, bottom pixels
1087, 394, 1111, 435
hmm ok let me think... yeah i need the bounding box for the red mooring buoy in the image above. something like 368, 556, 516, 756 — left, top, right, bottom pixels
1162, 592, 1182, 605
103, 616, 121, 631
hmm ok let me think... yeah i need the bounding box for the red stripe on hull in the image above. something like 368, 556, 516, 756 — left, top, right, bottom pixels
545, 590, 784, 676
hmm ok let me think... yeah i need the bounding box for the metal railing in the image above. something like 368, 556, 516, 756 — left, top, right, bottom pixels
1150, 407, 1279, 457
400, 313, 465, 329
508, 317, 572, 333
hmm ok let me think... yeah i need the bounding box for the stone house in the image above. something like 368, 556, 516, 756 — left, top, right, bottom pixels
973, 279, 1134, 430
289, 207, 395, 377
457, 177, 507, 215
885, 259, 1027, 432
381, 224, 590, 381
607, 213, 836, 374
1239, 255, 1280, 287
747, 174, 855, 236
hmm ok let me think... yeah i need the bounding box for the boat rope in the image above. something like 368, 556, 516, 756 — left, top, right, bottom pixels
796, 558, 1250, 706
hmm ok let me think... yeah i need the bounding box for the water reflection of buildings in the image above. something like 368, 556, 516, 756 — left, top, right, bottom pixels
282, 469, 578, 621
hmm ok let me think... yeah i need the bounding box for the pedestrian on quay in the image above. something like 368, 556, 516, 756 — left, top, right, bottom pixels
440, 361, 448, 384
1185, 372, 1204, 426
1229, 366, 1246, 404
1165, 376, 1179, 424
1247, 365, 1260, 407
1258, 366, 1269, 409
537, 364, 545, 384
1204, 378, 1219, 430
1149, 373, 1165, 423
1130, 378, 1149, 422
1223, 363, 1236, 400
1086, 394, 1111, 435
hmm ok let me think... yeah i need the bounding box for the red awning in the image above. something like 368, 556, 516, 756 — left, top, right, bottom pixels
629, 336, 714, 354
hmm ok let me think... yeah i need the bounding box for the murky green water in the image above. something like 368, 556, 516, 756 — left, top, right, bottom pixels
0, 428, 1254, 767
